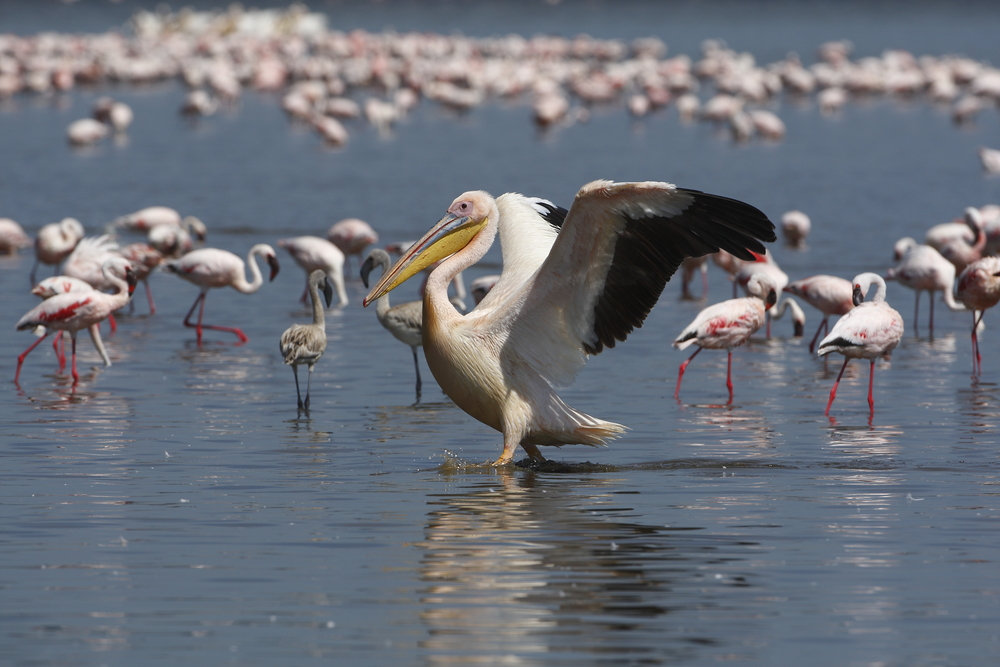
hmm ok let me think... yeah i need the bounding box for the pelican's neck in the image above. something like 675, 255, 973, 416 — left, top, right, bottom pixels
235, 245, 267, 294
424, 202, 498, 318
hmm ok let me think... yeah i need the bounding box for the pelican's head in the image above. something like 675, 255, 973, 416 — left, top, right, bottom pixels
363, 191, 492, 306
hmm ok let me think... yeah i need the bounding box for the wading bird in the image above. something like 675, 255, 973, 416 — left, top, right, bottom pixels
886, 238, 963, 335
165, 244, 279, 344
16, 276, 111, 382
784, 274, 855, 353
16, 258, 136, 385
327, 218, 378, 271
955, 256, 1000, 376
817, 273, 904, 416
673, 272, 777, 403
280, 270, 333, 410
361, 248, 428, 403
364, 180, 775, 465
277, 236, 349, 307
31, 217, 84, 284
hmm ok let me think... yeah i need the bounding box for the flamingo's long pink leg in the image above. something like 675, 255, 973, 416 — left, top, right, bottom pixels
825, 357, 850, 415
674, 347, 702, 400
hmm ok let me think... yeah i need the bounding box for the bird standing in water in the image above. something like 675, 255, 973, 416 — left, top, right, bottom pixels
280, 270, 333, 410
673, 272, 777, 403
817, 272, 904, 416
364, 180, 775, 465
165, 244, 279, 344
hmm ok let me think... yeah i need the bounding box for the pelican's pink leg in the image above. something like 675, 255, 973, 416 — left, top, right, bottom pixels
701, 267, 709, 299
913, 290, 920, 334
867, 359, 876, 414
809, 317, 829, 354
726, 350, 734, 404
825, 357, 850, 415
107, 313, 117, 335
766, 311, 771, 338
674, 347, 702, 400
15, 333, 49, 383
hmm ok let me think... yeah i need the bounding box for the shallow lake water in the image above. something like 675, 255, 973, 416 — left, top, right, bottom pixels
1, 1, 999, 665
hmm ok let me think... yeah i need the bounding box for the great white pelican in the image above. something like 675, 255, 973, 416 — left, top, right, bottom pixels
364, 180, 775, 465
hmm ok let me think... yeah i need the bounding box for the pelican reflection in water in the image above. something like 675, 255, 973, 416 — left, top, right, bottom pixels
365, 180, 775, 464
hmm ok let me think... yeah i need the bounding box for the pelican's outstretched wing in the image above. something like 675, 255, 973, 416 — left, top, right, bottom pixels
501, 180, 774, 386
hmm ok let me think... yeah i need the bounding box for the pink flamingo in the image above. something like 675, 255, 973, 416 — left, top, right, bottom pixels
16, 259, 135, 385
117, 243, 165, 314
673, 272, 777, 403
326, 218, 378, 271
0, 218, 32, 254
680, 256, 709, 300
938, 207, 986, 273
112, 206, 182, 232
18, 276, 110, 380
735, 252, 788, 337
784, 275, 855, 353
780, 210, 811, 248
277, 236, 349, 307
817, 273, 904, 416
886, 238, 963, 335
955, 256, 1000, 377
31, 217, 84, 284
164, 244, 280, 344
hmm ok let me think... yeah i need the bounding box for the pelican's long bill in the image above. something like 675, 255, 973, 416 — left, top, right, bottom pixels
363, 211, 487, 306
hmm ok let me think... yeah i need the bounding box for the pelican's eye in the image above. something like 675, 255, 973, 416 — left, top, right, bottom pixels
449, 200, 474, 216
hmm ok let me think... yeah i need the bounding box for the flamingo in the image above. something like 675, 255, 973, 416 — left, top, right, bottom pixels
117, 243, 165, 314
673, 272, 777, 403
780, 210, 811, 248
15, 258, 136, 385
955, 256, 1000, 376
18, 276, 111, 380
817, 273, 904, 416
326, 218, 378, 271
0, 218, 32, 254
784, 274, 855, 352
361, 248, 427, 403
886, 238, 963, 334
277, 236, 349, 308
112, 206, 181, 232
735, 252, 788, 336
164, 244, 280, 344
280, 270, 333, 409
363, 180, 774, 465
147, 216, 207, 258
679, 256, 709, 300
938, 207, 986, 273
31, 217, 84, 284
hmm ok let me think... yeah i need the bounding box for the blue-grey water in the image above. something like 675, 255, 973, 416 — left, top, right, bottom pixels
2, 1, 999, 666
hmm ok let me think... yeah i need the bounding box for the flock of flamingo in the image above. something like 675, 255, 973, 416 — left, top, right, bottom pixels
2, 6, 1000, 463
0, 5, 996, 165
2, 181, 999, 464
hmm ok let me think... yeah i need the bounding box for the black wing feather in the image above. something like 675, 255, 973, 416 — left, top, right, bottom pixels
586, 189, 775, 355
